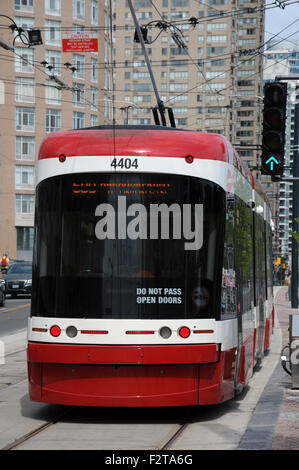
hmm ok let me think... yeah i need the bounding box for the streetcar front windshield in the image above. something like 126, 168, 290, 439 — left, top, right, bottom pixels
31, 173, 225, 319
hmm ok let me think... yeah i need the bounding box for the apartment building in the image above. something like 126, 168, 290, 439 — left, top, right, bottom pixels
0, 0, 112, 260
113, 0, 265, 173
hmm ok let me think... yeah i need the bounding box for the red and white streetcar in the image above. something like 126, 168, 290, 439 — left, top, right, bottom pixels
27, 125, 274, 407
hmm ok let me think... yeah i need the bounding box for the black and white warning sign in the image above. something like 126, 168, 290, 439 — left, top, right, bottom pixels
136, 287, 182, 304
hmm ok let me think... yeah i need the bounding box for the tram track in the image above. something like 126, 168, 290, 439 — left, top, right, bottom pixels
3, 406, 75, 450
3, 405, 193, 451
158, 419, 191, 450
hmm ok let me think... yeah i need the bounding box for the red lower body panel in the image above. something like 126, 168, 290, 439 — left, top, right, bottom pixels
27, 342, 236, 407
264, 317, 270, 351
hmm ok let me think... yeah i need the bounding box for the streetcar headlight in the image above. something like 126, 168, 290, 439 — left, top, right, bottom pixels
66, 326, 78, 338
159, 326, 172, 339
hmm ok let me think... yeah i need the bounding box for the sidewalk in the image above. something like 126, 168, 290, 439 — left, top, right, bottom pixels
239, 286, 299, 450
271, 286, 299, 450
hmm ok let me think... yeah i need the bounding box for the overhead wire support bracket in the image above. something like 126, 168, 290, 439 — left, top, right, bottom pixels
127, 0, 174, 127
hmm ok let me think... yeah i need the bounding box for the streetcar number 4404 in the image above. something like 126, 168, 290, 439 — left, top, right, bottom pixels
111, 158, 138, 169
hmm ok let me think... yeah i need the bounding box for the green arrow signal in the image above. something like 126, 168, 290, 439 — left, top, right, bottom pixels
265, 156, 279, 171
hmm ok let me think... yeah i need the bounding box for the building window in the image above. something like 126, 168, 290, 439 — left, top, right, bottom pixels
45, 80, 61, 105
238, 39, 256, 46
90, 57, 98, 82
133, 83, 151, 92
45, 20, 61, 46
46, 109, 61, 132
45, 49, 61, 76
132, 0, 151, 6
72, 23, 85, 34
15, 165, 35, 189
73, 83, 85, 107
207, 23, 227, 31
133, 72, 150, 80
15, 0, 34, 12
133, 95, 152, 103
170, 71, 188, 80
73, 0, 85, 20
173, 107, 188, 114
205, 117, 224, 127
169, 94, 188, 103
91, 0, 98, 25
171, 0, 189, 5
207, 35, 227, 43
170, 47, 188, 55
15, 77, 35, 103
17, 227, 34, 251
90, 87, 98, 111
45, 0, 61, 15
205, 82, 226, 90
16, 136, 35, 161
132, 118, 151, 125
176, 117, 187, 126
90, 114, 98, 127
170, 11, 189, 20
136, 11, 152, 20
205, 71, 226, 79
73, 54, 85, 79
208, 0, 227, 4
169, 83, 188, 91
207, 47, 227, 55
73, 111, 85, 129
15, 194, 35, 214
15, 47, 35, 73
16, 107, 35, 131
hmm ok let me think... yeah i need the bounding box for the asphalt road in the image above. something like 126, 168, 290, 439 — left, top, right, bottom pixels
0, 296, 31, 337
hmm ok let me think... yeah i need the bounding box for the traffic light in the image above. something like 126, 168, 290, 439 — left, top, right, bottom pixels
260, 81, 287, 177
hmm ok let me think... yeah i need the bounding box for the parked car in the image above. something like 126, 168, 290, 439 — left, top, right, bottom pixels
3, 263, 32, 297
0, 278, 5, 306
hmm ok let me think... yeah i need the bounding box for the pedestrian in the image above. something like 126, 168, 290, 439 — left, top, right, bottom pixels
0, 254, 9, 273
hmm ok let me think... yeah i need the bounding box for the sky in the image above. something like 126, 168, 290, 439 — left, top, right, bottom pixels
264, 1, 299, 46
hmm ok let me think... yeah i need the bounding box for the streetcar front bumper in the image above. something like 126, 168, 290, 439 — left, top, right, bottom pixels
27, 342, 236, 407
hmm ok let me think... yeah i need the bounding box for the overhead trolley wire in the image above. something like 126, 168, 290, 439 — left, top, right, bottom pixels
0, 0, 297, 33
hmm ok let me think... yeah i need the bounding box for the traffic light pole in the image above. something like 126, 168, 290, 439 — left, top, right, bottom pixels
272, 75, 299, 306
274, 76, 299, 308
291, 102, 299, 308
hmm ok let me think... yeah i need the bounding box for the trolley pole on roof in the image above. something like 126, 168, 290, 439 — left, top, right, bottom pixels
127, 0, 167, 126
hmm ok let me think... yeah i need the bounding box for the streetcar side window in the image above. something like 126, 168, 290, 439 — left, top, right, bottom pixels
235, 196, 254, 317
265, 216, 273, 300
221, 194, 254, 320
254, 211, 267, 307
221, 195, 236, 319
